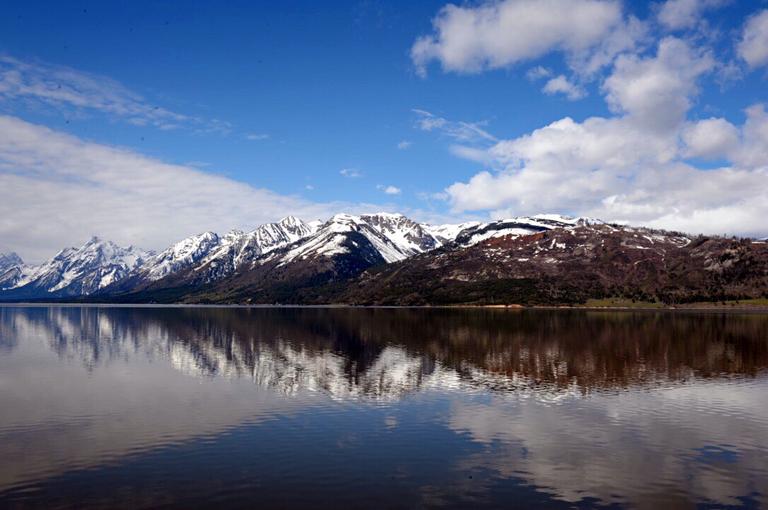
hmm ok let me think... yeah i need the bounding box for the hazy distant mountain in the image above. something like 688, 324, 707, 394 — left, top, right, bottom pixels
2, 213, 767, 305
0, 237, 151, 299
0, 252, 23, 274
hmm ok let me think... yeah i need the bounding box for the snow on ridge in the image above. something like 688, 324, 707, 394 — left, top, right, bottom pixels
280, 212, 437, 264
4, 237, 151, 294
424, 222, 482, 245
144, 231, 220, 281
1, 212, 619, 295
456, 215, 601, 247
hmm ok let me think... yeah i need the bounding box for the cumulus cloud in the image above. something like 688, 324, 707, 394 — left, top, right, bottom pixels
542, 75, 586, 100
0, 115, 364, 262
440, 37, 768, 238
245, 133, 270, 141
602, 37, 714, 131
732, 103, 768, 168
397, 140, 412, 150
738, 9, 768, 69
377, 185, 402, 195
411, 0, 640, 77
656, 0, 725, 31
681, 117, 739, 159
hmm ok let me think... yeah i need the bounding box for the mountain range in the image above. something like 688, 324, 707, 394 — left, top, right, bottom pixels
1, 212, 766, 305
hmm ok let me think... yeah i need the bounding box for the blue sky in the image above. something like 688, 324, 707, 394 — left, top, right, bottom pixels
1, 0, 767, 260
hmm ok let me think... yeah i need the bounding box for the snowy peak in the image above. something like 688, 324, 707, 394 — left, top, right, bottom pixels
251, 216, 315, 253
2, 237, 151, 295
359, 213, 440, 260
420, 216, 583, 248
423, 222, 482, 245
454, 215, 589, 247
142, 231, 221, 281
282, 212, 441, 264
140, 217, 320, 285
0, 252, 23, 274
278, 215, 313, 233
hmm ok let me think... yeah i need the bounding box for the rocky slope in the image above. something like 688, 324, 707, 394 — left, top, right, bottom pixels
341, 222, 768, 305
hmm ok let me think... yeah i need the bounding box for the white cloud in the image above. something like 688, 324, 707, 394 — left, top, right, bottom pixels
602, 37, 713, 131
340, 168, 362, 178
245, 133, 270, 141
411, 0, 639, 77
439, 38, 768, 238
681, 117, 739, 159
731, 103, 768, 168
657, 0, 725, 30
397, 140, 412, 150
738, 9, 768, 69
377, 185, 402, 195
0, 115, 367, 262
542, 75, 586, 100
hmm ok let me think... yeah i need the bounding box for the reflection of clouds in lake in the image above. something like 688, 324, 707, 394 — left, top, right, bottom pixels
2, 306, 768, 508
444, 380, 768, 508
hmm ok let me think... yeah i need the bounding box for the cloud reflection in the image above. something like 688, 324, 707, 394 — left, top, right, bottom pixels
0, 306, 766, 508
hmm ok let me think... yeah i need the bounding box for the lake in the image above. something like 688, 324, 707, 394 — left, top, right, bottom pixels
0, 306, 766, 509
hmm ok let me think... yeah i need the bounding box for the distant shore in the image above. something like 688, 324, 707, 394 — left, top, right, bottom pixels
478, 298, 768, 312
2, 299, 768, 313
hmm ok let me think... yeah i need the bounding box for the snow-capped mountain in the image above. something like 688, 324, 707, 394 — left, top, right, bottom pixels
453, 214, 591, 247
114, 212, 467, 296
118, 216, 321, 288
0, 213, 595, 301
141, 231, 222, 282
0, 212, 647, 303
423, 221, 482, 245
105, 212, 472, 303
190, 216, 320, 282
0, 252, 23, 274
0, 237, 151, 298
278, 213, 443, 265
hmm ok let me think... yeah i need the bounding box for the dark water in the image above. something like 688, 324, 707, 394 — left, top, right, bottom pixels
0, 306, 767, 509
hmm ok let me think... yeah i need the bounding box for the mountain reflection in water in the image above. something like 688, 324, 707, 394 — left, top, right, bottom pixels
0, 306, 766, 509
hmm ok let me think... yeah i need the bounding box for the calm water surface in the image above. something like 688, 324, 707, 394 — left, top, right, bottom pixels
0, 306, 767, 509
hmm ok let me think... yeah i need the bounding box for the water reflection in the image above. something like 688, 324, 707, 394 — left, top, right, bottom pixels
5, 306, 768, 395
0, 306, 766, 509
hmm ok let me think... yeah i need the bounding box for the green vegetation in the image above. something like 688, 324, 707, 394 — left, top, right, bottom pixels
583, 298, 666, 308
582, 297, 768, 309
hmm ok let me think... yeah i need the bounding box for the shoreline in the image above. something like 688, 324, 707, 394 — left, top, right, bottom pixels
2, 302, 768, 313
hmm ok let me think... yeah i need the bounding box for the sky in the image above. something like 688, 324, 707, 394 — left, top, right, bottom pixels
1, 0, 767, 262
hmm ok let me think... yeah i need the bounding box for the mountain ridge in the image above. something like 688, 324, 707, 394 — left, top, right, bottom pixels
2, 213, 766, 305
